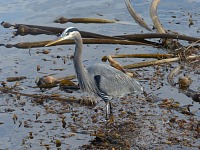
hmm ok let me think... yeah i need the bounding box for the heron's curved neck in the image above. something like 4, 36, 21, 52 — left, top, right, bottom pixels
73, 33, 83, 65
72, 32, 97, 93
73, 33, 88, 81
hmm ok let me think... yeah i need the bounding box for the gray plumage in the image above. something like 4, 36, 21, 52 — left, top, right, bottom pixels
87, 64, 143, 99
46, 27, 143, 119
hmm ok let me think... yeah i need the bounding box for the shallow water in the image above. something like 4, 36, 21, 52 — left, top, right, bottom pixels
0, 0, 200, 149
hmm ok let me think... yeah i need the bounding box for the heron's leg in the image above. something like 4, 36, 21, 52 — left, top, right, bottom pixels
106, 102, 109, 120
109, 101, 113, 114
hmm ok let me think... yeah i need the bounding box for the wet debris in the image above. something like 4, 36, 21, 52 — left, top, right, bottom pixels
79, 96, 97, 106
61, 117, 66, 128
36, 112, 40, 120
1, 81, 7, 87
36, 76, 58, 85
183, 90, 200, 103
36, 49, 50, 54
24, 120, 33, 128
29, 132, 34, 139
35, 75, 80, 94
188, 13, 195, 27
12, 113, 18, 124
167, 64, 200, 102
178, 76, 192, 90
6, 76, 26, 82
36, 65, 41, 71
55, 139, 61, 147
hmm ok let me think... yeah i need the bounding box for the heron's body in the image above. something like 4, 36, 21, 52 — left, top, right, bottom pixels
46, 27, 143, 119
87, 63, 142, 101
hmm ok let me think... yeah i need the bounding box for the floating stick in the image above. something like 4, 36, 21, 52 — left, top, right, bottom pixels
123, 55, 200, 69
54, 17, 117, 24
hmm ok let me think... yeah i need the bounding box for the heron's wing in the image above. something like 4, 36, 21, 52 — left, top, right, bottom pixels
87, 63, 143, 97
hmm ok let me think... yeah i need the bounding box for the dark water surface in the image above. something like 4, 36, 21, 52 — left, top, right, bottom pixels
0, 0, 200, 149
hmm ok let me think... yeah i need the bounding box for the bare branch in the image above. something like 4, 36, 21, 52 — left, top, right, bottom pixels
124, 0, 152, 31
150, 0, 166, 33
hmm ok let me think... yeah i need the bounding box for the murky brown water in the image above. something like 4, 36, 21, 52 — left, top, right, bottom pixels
0, 0, 200, 149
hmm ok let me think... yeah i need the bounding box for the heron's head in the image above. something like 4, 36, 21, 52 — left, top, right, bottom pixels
45, 27, 79, 46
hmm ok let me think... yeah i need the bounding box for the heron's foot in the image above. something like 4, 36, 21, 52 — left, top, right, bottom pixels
105, 114, 115, 125
109, 114, 115, 123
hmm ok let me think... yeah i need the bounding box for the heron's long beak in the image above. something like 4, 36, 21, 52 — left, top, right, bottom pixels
45, 37, 66, 47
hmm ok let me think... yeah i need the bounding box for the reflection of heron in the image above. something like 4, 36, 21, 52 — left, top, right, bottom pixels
46, 27, 143, 120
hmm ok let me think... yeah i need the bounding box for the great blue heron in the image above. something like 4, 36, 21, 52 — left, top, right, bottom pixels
45, 27, 143, 120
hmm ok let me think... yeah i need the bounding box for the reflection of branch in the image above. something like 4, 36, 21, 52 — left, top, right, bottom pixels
150, 0, 165, 33
124, 0, 151, 31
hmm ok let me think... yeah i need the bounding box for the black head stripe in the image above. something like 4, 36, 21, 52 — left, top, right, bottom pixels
61, 27, 79, 37
66, 27, 79, 33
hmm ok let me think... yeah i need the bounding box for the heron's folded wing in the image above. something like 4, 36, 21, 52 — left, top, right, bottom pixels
87, 64, 143, 97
